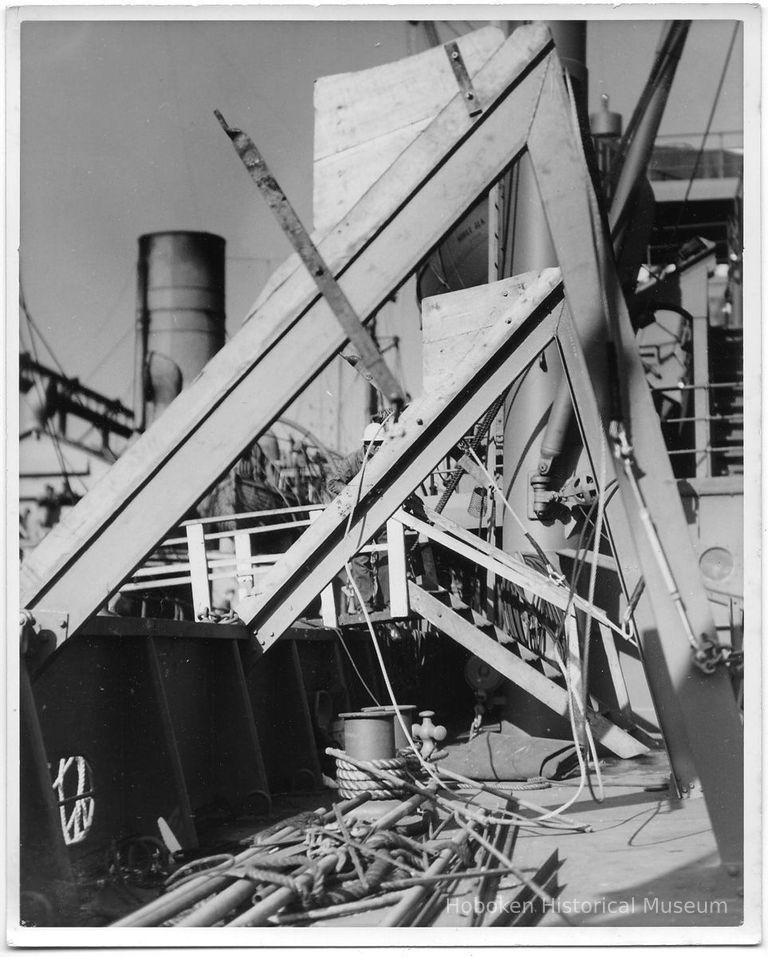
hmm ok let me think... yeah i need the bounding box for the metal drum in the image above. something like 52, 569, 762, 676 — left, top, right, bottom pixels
361, 705, 417, 751
338, 710, 395, 761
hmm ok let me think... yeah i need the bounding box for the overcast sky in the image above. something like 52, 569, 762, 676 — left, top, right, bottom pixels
16, 12, 744, 449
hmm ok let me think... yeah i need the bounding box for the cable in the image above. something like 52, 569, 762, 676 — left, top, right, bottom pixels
670, 22, 740, 251
22, 307, 75, 497
337, 437, 594, 834
81, 325, 133, 385
19, 283, 68, 376
463, 445, 562, 582
334, 629, 380, 707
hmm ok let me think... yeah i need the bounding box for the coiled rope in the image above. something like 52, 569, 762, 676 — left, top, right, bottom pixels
335, 755, 407, 800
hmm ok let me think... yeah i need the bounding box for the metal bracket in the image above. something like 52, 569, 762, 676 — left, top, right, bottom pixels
20, 609, 68, 671
445, 42, 482, 118
214, 110, 406, 412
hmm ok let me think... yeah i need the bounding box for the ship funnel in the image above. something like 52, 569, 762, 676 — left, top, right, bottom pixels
134, 231, 226, 429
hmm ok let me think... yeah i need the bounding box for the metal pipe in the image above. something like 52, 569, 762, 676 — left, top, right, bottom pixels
381, 846, 456, 926
226, 852, 341, 927
112, 841, 278, 927
112, 794, 370, 927
176, 793, 373, 928
502, 21, 587, 555
370, 787, 436, 832
269, 890, 407, 924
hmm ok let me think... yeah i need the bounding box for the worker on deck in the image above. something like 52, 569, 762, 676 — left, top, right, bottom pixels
326, 420, 390, 612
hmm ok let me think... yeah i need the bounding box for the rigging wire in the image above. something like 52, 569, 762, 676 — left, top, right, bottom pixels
81, 325, 133, 387
162, 22, 202, 224
19, 282, 68, 376
669, 22, 740, 250
21, 306, 75, 497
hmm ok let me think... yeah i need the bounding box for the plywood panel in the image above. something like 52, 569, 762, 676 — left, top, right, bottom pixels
313, 26, 505, 233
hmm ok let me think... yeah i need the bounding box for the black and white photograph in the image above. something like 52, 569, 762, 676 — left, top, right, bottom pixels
6, 3, 761, 947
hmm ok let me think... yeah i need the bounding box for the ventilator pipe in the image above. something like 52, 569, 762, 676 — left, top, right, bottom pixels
531, 381, 576, 518
502, 21, 587, 555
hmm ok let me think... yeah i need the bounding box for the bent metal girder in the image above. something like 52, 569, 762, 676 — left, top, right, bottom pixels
21, 23, 554, 634
237, 270, 564, 644
241, 56, 742, 866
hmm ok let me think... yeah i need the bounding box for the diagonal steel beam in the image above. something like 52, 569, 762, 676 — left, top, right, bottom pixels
237, 271, 563, 649
526, 64, 743, 866
408, 584, 647, 759
21, 26, 555, 636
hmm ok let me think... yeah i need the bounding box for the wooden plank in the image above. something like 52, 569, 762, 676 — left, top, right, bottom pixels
21, 26, 555, 639
422, 272, 540, 393
312, 25, 505, 233
237, 271, 561, 650
409, 583, 647, 759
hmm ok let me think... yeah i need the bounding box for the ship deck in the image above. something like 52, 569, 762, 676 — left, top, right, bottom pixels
101, 751, 742, 931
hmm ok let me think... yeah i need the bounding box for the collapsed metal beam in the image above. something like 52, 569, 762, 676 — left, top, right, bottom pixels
243, 52, 742, 868
21, 25, 555, 636
526, 65, 742, 864
237, 271, 563, 647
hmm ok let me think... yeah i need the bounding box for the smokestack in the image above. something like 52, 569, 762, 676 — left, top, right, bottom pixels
134, 231, 226, 430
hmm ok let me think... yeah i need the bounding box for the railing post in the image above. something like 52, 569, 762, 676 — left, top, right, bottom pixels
234, 531, 254, 600
308, 508, 338, 626
565, 610, 586, 747
386, 517, 409, 618
185, 522, 211, 617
